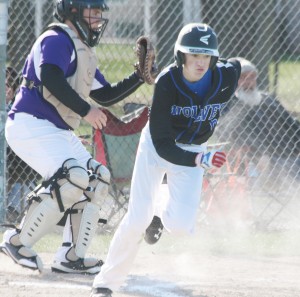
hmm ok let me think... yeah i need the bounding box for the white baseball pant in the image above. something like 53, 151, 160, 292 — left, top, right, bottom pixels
5, 113, 91, 178
93, 122, 206, 290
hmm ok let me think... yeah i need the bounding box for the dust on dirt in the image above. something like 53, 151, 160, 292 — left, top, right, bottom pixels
1, 224, 300, 297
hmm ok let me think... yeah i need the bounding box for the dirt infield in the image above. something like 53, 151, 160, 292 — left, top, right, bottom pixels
1, 226, 300, 297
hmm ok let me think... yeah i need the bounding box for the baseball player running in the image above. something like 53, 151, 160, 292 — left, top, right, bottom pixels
90, 23, 241, 296
0, 0, 153, 274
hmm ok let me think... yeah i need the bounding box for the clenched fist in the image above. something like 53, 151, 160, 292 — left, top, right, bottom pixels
195, 150, 227, 170
84, 106, 107, 130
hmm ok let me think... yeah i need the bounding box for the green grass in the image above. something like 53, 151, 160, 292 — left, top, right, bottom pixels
0, 229, 113, 254
269, 61, 300, 113
96, 43, 154, 101
2, 228, 300, 257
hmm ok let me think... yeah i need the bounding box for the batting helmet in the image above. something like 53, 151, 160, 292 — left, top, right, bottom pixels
54, 0, 109, 47
174, 23, 219, 69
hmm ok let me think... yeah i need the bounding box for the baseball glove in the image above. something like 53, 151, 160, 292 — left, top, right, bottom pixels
134, 36, 158, 85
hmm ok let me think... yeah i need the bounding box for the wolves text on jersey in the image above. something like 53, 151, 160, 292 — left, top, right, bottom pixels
171, 102, 227, 124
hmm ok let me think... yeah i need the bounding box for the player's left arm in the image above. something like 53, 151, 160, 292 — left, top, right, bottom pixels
89, 70, 144, 107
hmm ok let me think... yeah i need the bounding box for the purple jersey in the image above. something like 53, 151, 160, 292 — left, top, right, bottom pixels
9, 29, 108, 129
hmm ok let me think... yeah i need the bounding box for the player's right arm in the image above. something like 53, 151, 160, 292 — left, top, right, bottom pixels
40, 63, 107, 130
40, 64, 90, 117
39, 33, 107, 130
149, 75, 199, 167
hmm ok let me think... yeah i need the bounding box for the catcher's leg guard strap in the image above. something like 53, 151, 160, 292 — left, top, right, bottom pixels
44, 158, 89, 212
85, 158, 111, 207
84, 173, 109, 207
19, 193, 62, 247
87, 158, 110, 183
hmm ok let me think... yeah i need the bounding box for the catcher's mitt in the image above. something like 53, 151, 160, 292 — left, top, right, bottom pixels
135, 36, 158, 85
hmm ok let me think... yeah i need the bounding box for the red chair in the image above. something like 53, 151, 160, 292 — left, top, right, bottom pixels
93, 107, 149, 228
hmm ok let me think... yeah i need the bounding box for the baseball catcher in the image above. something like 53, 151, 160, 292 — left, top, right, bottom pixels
0, 0, 152, 276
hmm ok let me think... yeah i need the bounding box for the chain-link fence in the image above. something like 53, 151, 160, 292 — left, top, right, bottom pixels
2, 0, 300, 231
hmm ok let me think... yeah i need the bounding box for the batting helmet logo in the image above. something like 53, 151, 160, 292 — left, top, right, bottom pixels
200, 35, 211, 45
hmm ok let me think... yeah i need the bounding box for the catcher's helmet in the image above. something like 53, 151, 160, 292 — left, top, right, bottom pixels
174, 23, 219, 69
54, 0, 109, 47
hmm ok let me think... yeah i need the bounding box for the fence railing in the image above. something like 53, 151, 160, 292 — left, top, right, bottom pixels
1, 0, 300, 231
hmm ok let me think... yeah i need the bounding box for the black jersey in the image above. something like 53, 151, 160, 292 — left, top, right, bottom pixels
149, 59, 241, 167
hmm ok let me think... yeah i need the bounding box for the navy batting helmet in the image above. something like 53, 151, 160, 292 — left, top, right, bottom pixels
174, 23, 219, 69
54, 0, 109, 47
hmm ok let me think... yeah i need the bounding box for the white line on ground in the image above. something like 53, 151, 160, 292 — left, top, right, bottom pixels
9, 281, 90, 290
9, 279, 188, 297
125, 282, 187, 297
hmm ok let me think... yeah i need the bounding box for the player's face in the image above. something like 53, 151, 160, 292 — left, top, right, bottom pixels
238, 71, 257, 92
83, 8, 105, 31
236, 70, 262, 106
182, 53, 211, 82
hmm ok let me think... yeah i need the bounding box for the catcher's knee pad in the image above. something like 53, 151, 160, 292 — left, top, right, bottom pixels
85, 158, 110, 207
66, 200, 100, 258
51, 158, 89, 210
19, 193, 62, 247
87, 158, 111, 183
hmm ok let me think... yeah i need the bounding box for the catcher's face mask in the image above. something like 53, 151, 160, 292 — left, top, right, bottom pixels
71, 6, 108, 47
54, 0, 109, 47
80, 8, 109, 47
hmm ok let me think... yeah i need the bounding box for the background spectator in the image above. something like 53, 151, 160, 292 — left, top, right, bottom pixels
216, 57, 300, 184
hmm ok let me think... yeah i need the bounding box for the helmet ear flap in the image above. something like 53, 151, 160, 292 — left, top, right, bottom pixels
55, 0, 67, 22
176, 51, 185, 67
210, 56, 218, 70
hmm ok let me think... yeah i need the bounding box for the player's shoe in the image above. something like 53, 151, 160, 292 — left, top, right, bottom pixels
0, 229, 43, 272
90, 287, 113, 297
144, 216, 164, 245
51, 257, 104, 275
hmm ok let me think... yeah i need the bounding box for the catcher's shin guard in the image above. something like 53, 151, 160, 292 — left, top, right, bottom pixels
52, 199, 102, 274
19, 193, 62, 247
62, 162, 110, 258
69, 162, 110, 258
17, 158, 89, 247
71, 200, 100, 258
52, 161, 110, 274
